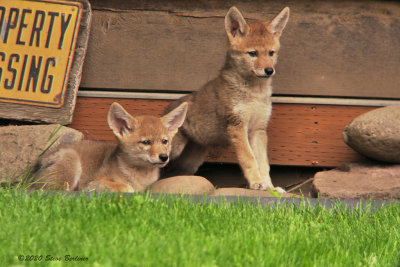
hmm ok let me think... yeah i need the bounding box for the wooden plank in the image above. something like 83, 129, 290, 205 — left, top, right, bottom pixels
79, 0, 400, 99
70, 97, 376, 167
0, 0, 91, 124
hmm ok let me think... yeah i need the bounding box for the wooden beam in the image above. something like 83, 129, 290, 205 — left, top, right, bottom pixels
79, 0, 400, 99
78, 90, 400, 107
70, 97, 375, 167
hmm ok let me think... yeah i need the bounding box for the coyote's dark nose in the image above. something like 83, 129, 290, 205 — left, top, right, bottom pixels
159, 154, 169, 162
264, 68, 274, 76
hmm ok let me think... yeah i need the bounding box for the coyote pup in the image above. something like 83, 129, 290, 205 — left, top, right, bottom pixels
164, 7, 290, 191
31, 102, 188, 192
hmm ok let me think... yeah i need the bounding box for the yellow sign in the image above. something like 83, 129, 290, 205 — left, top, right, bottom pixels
0, 0, 82, 108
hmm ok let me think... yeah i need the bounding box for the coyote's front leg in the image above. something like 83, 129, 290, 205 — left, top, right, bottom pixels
227, 123, 267, 190
249, 129, 273, 188
85, 178, 135, 192
249, 129, 285, 193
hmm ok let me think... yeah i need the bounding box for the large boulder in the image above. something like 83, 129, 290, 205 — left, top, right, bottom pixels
343, 105, 400, 163
0, 125, 83, 183
312, 162, 400, 200
149, 176, 215, 195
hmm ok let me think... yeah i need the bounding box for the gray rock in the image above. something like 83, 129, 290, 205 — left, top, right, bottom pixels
343, 105, 400, 163
149, 176, 215, 195
0, 124, 83, 183
312, 162, 400, 200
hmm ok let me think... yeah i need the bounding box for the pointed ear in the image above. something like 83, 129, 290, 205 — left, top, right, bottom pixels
107, 102, 137, 139
225, 7, 249, 41
161, 102, 188, 134
267, 7, 290, 36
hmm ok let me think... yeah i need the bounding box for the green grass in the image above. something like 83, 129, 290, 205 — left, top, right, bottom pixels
1, 189, 399, 267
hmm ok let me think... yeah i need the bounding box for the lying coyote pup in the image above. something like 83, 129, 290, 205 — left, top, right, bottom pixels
164, 7, 289, 192
31, 102, 188, 192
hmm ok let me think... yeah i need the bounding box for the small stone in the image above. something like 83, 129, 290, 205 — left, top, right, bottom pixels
0, 124, 83, 183
149, 176, 215, 195
343, 105, 400, 163
312, 162, 400, 200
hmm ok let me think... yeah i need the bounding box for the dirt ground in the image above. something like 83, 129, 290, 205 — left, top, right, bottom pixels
196, 163, 322, 197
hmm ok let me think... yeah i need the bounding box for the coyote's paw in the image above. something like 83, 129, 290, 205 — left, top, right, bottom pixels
249, 183, 286, 195
85, 180, 134, 192
85, 181, 114, 192
274, 186, 286, 194
249, 182, 272, 191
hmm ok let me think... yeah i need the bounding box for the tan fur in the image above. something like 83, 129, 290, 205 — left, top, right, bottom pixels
164, 7, 289, 191
30, 102, 188, 192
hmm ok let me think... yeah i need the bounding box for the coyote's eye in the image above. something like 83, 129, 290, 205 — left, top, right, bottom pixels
140, 140, 151, 145
162, 139, 168, 145
248, 51, 258, 57
269, 50, 275, 57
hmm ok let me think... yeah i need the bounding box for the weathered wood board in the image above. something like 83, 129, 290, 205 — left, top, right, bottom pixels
70, 97, 376, 167
80, 0, 400, 99
0, 0, 91, 123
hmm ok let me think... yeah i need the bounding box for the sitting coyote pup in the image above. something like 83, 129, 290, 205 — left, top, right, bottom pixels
164, 7, 289, 191
31, 102, 187, 192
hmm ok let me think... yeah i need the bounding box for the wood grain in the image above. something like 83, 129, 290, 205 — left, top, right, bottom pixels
79, 0, 400, 99
70, 97, 376, 167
